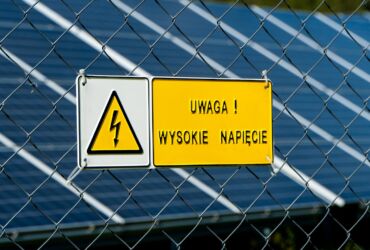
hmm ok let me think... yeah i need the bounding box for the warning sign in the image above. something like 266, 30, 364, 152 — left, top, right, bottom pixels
77, 75, 273, 169
152, 78, 273, 166
77, 75, 149, 169
87, 91, 143, 154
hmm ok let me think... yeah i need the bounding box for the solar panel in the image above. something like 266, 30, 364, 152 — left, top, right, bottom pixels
0, 0, 369, 239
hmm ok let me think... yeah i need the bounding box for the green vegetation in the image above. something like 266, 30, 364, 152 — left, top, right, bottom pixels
212, 0, 370, 13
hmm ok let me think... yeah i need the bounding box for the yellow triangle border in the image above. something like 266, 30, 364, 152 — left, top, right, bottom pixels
87, 91, 143, 154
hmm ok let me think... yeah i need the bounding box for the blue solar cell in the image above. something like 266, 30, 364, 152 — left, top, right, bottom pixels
345, 14, 370, 40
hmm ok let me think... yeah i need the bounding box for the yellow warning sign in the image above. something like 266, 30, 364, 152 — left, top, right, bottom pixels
152, 78, 273, 166
87, 91, 143, 154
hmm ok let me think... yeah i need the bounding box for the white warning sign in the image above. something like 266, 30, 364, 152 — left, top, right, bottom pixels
77, 75, 149, 168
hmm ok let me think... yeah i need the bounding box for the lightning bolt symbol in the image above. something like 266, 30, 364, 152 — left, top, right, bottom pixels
110, 110, 121, 147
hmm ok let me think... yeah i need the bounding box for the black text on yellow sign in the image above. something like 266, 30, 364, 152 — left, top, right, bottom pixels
152, 78, 273, 166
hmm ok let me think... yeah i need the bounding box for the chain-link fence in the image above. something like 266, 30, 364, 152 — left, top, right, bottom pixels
1, 0, 370, 249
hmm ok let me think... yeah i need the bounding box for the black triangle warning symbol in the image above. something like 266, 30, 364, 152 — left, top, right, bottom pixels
87, 91, 143, 154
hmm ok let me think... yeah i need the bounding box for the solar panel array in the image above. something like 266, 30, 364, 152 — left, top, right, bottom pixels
0, 0, 369, 246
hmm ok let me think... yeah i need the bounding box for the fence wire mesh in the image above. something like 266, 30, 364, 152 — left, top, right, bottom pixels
0, 0, 370, 249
